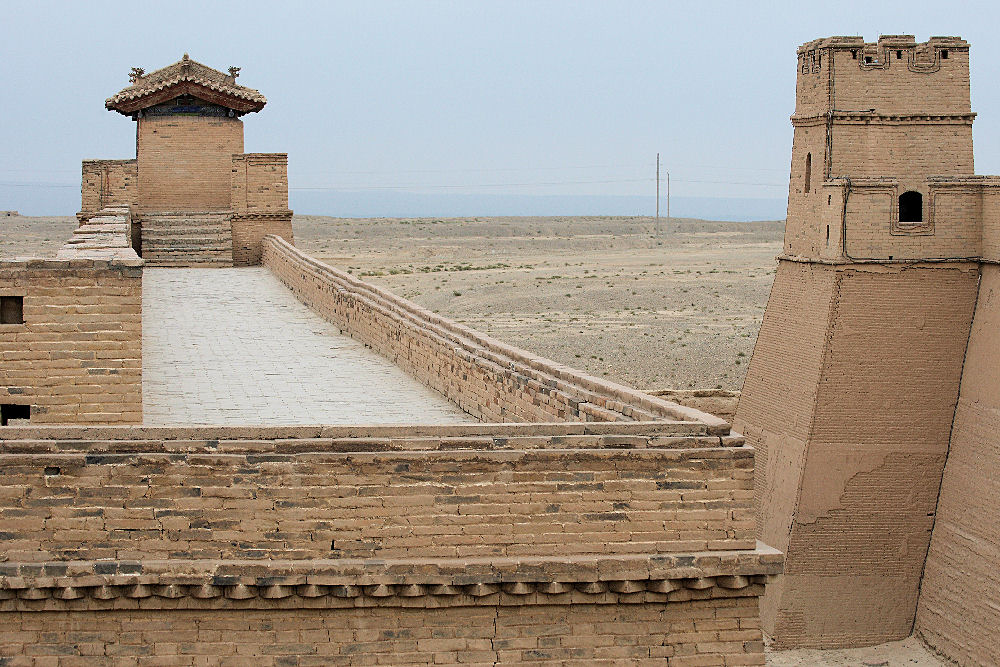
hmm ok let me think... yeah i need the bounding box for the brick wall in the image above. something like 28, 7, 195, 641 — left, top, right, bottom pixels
79, 160, 138, 220
915, 264, 1000, 666
735, 260, 978, 648
0, 429, 754, 562
230, 153, 293, 266
0, 425, 780, 665
136, 116, 243, 212
0, 598, 765, 666
0, 261, 142, 425
263, 236, 729, 430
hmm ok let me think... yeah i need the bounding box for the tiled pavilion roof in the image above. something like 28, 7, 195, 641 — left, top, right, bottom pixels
106, 54, 267, 116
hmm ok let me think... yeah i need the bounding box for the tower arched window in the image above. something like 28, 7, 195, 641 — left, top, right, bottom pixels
899, 191, 923, 223
804, 153, 812, 193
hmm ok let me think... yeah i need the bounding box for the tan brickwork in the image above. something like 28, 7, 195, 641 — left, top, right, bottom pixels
79, 160, 138, 221
136, 115, 244, 213
0, 425, 779, 664
915, 264, 1000, 666
0, 598, 765, 666
82, 58, 294, 266
263, 236, 730, 429
737, 33, 1000, 655
0, 207, 142, 425
0, 434, 755, 562
230, 153, 294, 265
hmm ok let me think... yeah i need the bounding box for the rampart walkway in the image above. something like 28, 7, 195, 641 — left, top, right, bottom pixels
142, 268, 474, 424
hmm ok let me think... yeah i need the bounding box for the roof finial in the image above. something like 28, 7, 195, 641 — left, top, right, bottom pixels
228, 66, 241, 79
182, 53, 190, 61
129, 67, 145, 84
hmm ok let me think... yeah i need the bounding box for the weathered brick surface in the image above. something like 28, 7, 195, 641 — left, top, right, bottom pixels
263, 236, 729, 430
230, 153, 294, 265
740, 33, 1000, 657
737, 260, 978, 648
136, 116, 244, 213
79, 160, 138, 221
915, 264, 1000, 666
0, 439, 755, 562
0, 598, 765, 666
0, 425, 778, 664
0, 251, 142, 425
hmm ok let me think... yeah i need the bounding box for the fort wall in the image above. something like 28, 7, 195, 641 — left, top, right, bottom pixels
736, 260, 978, 648
136, 116, 244, 213
0, 207, 142, 426
0, 600, 765, 666
263, 236, 727, 429
79, 160, 139, 221
914, 263, 1000, 666
0, 425, 782, 665
231, 153, 293, 265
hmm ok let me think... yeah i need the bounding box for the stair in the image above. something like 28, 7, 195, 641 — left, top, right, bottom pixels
140, 212, 234, 267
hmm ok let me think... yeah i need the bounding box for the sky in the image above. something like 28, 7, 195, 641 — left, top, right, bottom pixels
2, 0, 999, 218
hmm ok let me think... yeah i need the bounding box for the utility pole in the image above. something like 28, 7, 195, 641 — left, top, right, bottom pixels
656, 153, 660, 219
666, 169, 670, 222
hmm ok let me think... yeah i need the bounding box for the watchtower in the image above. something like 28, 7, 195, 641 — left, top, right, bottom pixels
735, 36, 984, 648
80, 55, 293, 266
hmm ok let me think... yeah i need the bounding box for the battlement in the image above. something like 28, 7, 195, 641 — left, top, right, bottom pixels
795, 35, 971, 119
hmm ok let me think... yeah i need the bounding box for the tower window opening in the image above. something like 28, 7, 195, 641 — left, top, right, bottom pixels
897, 50, 903, 59
941, 50, 949, 59
1, 404, 30, 426
851, 50, 857, 59
0, 296, 23, 324
899, 191, 923, 223
864, 56, 873, 64
804, 153, 812, 193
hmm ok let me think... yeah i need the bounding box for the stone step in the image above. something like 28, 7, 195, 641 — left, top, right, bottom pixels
139, 213, 234, 267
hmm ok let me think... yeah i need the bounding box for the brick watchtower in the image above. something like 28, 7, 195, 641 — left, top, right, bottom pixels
80, 55, 293, 266
735, 36, 986, 648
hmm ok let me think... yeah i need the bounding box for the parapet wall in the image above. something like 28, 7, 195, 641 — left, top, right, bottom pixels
231, 153, 293, 265
0, 207, 142, 425
0, 425, 781, 665
79, 159, 138, 221
263, 235, 727, 429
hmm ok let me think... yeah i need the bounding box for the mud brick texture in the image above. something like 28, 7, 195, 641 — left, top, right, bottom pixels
137, 115, 243, 213
0, 261, 142, 425
230, 153, 294, 266
263, 236, 729, 430
79, 160, 139, 221
915, 264, 1000, 666
0, 598, 766, 666
0, 440, 755, 562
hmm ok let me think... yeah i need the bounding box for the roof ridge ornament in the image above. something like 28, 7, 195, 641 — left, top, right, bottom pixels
228, 66, 241, 79
128, 67, 145, 84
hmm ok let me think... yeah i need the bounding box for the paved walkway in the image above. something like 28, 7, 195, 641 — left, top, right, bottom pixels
142, 268, 474, 425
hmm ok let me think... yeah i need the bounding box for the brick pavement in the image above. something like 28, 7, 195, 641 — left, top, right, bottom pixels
142, 267, 474, 424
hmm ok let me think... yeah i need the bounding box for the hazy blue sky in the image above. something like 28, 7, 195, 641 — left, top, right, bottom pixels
3, 0, 999, 217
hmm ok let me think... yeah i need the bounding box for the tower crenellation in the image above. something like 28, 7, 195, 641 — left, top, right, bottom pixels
785, 34, 979, 261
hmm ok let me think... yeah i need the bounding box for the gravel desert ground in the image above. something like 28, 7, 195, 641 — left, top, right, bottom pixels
294, 215, 783, 391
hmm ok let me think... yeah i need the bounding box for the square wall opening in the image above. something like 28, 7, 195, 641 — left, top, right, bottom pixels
0, 296, 23, 324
